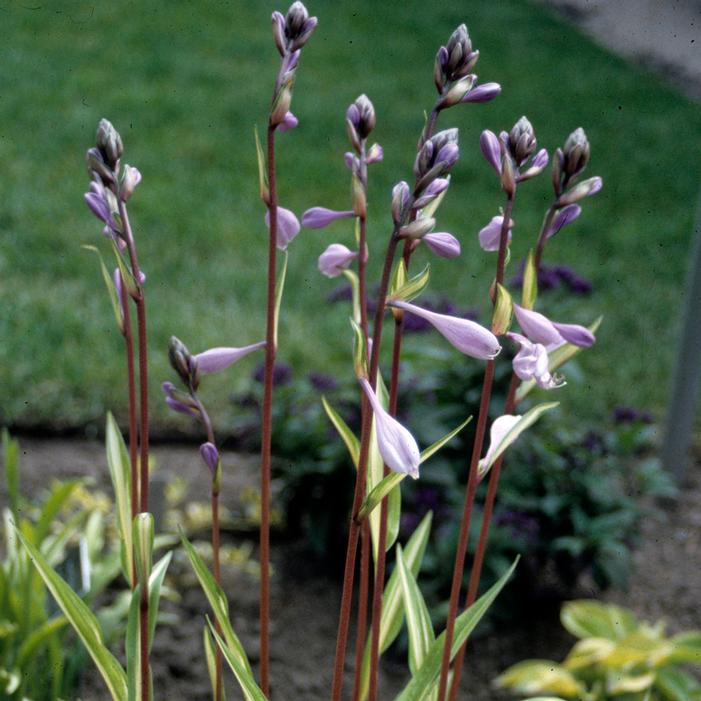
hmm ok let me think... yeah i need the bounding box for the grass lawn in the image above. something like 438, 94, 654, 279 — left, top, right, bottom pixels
0, 1, 699, 434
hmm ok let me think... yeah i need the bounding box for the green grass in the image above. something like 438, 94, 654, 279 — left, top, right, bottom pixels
0, 1, 699, 432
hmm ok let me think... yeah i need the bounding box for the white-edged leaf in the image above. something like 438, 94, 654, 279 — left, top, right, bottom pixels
106, 413, 134, 586
396, 545, 434, 674
342, 268, 361, 326
390, 264, 430, 304
273, 249, 288, 348
147, 551, 172, 648
83, 244, 124, 332
359, 472, 404, 520
254, 125, 269, 203
395, 558, 518, 701
17, 531, 127, 701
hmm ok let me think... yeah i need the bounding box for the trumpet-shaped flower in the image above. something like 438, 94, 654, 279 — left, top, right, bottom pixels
302, 207, 355, 229
193, 341, 266, 375
478, 414, 522, 474
360, 378, 420, 479
513, 303, 595, 349
422, 232, 461, 258
318, 243, 357, 277
265, 206, 300, 250
390, 300, 500, 359
508, 332, 564, 389
478, 215, 513, 252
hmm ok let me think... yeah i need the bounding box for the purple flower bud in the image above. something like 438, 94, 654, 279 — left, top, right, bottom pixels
547, 204, 581, 239
366, 143, 383, 164
271, 11, 286, 55
480, 130, 502, 175
478, 215, 513, 252
391, 300, 501, 360
359, 378, 420, 479
552, 322, 596, 348
344, 152, 358, 171
422, 232, 461, 258
518, 148, 549, 181
391, 181, 411, 223
199, 442, 220, 475
557, 176, 603, 206
162, 382, 199, 418
193, 341, 266, 375
113, 268, 126, 319
463, 82, 501, 103
413, 178, 450, 209
302, 207, 355, 229
265, 206, 300, 250
318, 243, 358, 278
508, 332, 564, 390
436, 142, 459, 169
277, 111, 298, 133
120, 164, 141, 202
479, 414, 522, 473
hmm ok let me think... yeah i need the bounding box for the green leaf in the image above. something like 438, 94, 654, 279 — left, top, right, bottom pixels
273, 249, 288, 348
495, 660, 584, 698
203, 626, 219, 701
359, 473, 404, 521
351, 317, 368, 379
560, 600, 638, 641
669, 631, 701, 665
35, 479, 82, 543
358, 512, 432, 701
16, 616, 67, 667
396, 545, 434, 674
126, 584, 140, 701
147, 552, 172, 648
656, 667, 701, 701
396, 558, 518, 701
420, 416, 472, 464
82, 244, 124, 332
342, 268, 362, 326
492, 283, 513, 335
209, 619, 268, 701
2, 430, 19, 522
106, 413, 134, 586
517, 317, 603, 401
521, 249, 538, 310
110, 239, 140, 299
478, 403, 559, 478
254, 125, 269, 203
385, 477, 401, 552
180, 534, 253, 676
321, 396, 359, 466
390, 263, 430, 303
390, 259, 408, 296
17, 531, 127, 701
133, 513, 154, 587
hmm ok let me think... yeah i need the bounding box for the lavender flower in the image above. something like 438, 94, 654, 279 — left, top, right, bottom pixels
562, 127, 590, 179
194, 341, 266, 374
547, 204, 581, 239
518, 148, 549, 181
253, 361, 293, 386
413, 178, 450, 209
480, 130, 502, 175
557, 176, 603, 206
422, 232, 461, 258
359, 378, 420, 479
462, 82, 501, 103
346, 94, 376, 150
478, 414, 521, 474
478, 215, 513, 252
318, 243, 358, 278
508, 116, 537, 166
302, 207, 355, 229
366, 143, 383, 164
162, 381, 199, 418
433, 24, 479, 93
390, 300, 500, 360
120, 165, 141, 202
265, 206, 300, 249
513, 303, 596, 349
277, 111, 299, 133
414, 129, 460, 194
508, 332, 564, 390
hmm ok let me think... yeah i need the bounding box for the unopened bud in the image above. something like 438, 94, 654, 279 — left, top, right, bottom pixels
443, 24, 478, 81
501, 154, 516, 197
168, 336, 198, 389
508, 116, 536, 165
353, 95, 375, 139
440, 75, 476, 108
562, 127, 590, 179
95, 119, 123, 169
399, 216, 435, 239
270, 82, 294, 127
120, 165, 141, 202
391, 181, 411, 224
552, 147, 564, 196
352, 173, 366, 218
86, 147, 115, 187
557, 176, 602, 206
284, 2, 316, 50
272, 11, 286, 55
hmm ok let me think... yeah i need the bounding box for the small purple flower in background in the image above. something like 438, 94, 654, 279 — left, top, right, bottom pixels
422, 232, 461, 258
359, 378, 420, 479
302, 207, 355, 229
318, 243, 358, 277
390, 300, 501, 360
478, 215, 513, 252
199, 442, 220, 475
193, 341, 266, 374
307, 372, 339, 392
253, 360, 293, 386
553, 266, 594, 295
510, 261, 593, 295
513, 303, 595, 349
508, 332, 564, 390
265, 206, 300, 250
612, 406, 654, 425
326, 282, 354, 304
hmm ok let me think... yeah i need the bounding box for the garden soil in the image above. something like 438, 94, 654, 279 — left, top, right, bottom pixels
8, 437, 700, 700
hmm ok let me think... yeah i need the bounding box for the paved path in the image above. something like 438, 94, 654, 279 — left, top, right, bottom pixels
539, 0, 701, 100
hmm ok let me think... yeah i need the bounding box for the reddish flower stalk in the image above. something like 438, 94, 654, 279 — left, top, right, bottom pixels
331, 233, 400, 701
117, 199, 151, 701
436, 196, 513, 701
259, 124, 278, 696
118, 275, 139, 539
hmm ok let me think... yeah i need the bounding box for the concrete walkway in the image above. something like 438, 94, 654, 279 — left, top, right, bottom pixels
539, 0, 700, 100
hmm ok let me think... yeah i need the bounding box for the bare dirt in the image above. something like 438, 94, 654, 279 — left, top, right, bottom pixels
9, 437, 701, 700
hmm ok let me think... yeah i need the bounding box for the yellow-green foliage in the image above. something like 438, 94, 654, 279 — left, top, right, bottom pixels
495, 600, 701, 701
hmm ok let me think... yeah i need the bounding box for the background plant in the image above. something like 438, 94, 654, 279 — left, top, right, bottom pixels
496, 600, 701, 701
